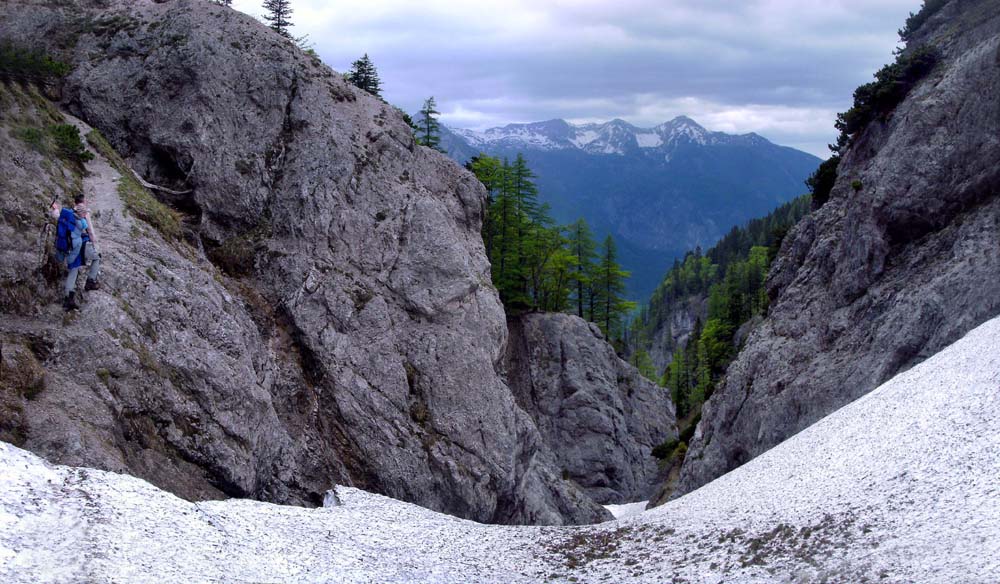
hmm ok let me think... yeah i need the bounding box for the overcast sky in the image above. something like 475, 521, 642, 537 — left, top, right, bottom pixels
232, 0, 919, 157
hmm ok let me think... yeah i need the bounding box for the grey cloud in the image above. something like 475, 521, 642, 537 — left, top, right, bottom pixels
233, 0, 922, 156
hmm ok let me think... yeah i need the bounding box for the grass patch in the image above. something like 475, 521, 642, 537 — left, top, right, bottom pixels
206, 221, 271, 278
0, 346, 46, 400
86, 129, 183, 241
0, 278, 38, 316
50, 123, 93, 166
120, 333, 165, 378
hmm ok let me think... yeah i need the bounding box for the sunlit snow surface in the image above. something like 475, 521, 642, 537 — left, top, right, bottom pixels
3, 317, 1000, 583
603, 501, 648, 519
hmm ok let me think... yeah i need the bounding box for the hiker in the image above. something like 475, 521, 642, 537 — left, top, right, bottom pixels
51, 193, 101, 310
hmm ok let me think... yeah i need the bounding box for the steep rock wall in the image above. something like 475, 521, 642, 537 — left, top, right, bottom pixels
674, 0, 1000, 497
505, 313, 676, 503
0, 0, 678, 525
646, 295, 706, 373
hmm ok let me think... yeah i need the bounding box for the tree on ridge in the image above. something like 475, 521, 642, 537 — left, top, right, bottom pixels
262, 0, 293, 38
345, 54, 382, 98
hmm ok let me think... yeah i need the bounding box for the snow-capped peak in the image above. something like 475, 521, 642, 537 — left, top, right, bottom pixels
446, 116, 752, 156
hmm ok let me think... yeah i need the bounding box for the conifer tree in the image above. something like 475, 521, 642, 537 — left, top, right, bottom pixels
468, 154, 631, 319
416, 96, 443, 152
509, 154, 539, 299
345, 54, 382, 98
536, 241, 575, 312
491, 158, 521, 304
214, 0, 233, 6
468, 154, 504, 258
262, 0, 293, 38
595, 235, 635, 336
566, 219, 597, 318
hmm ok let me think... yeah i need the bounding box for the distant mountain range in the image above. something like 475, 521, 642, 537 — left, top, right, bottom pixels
440, 116, 822, 300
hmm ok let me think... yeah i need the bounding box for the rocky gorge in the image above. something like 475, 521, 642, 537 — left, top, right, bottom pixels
673, 0, 1000, 497
0, 0, 675, 525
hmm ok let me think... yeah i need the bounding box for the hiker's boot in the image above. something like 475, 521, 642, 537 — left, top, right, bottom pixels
63, 291, 79, 311
84, 278, 101, 291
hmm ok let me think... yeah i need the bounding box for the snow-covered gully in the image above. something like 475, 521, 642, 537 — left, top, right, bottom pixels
3, 316, 1000, 583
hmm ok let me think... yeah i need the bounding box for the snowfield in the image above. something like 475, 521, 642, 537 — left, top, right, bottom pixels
3, 316, 1000, 583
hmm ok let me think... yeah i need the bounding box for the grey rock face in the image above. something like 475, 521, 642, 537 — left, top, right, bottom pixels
505, 314, 676, 503
674, 0, 1000, 498
646, 295, 706, 373
0, 0, 638, 525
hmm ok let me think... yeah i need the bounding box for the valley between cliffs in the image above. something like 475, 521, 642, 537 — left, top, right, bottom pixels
0, 0, 674, 526
3, 314, 999, 582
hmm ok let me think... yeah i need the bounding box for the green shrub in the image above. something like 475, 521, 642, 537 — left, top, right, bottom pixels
49, 123, 94, 165
208, 235, 256, 277
899, 0, 948, 42
670, 441, 688, 463
652, 438, 679, 460
835, 45, 940, 141
805, 155, 841, 209
679, 411, 701, 444
809, 44, 939, 210
14, 127, 44, 150
0, 44, 70, 80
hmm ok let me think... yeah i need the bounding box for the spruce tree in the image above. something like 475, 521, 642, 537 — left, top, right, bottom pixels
416, 96, 443, 152
262, 0, 293, 38
214, 0, 233, 5
345, 54, 382, 98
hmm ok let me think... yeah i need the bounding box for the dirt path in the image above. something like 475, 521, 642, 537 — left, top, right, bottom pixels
64, 115, 131, 259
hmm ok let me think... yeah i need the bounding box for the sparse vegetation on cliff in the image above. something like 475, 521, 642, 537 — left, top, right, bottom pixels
0, 44, 69, 81
809, 41, 940, 209
85, 129, 183, 241
899, 0, 949, 42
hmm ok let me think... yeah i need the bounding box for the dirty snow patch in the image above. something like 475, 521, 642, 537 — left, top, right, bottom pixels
3, 316, 1000, 582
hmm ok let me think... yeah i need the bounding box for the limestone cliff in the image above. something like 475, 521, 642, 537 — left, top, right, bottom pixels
674, 0, 1000, 497
0, 0, 674, 525
504, 314, 676, 504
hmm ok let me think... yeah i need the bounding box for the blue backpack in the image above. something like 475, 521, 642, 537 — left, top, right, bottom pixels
54, 208, 84, 261
55, 208, 77, 253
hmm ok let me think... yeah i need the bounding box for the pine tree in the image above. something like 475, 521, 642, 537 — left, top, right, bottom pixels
262, 0, 293, 38
214, 0, 233, 6
566, 219, 597, 318
416, 96, 443, 152
345, 54, 382, 98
